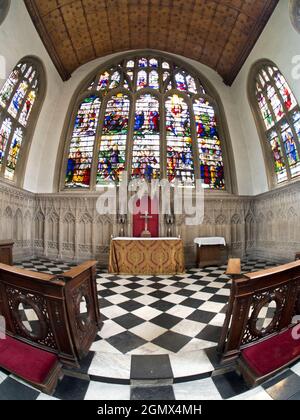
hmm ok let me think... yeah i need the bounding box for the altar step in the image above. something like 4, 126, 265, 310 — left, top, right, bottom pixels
63, 348, 222, 385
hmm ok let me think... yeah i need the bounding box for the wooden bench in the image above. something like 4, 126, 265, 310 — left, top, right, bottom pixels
0, 335, 61, 394
0, 261, 101, 368
218, 260, 300, 387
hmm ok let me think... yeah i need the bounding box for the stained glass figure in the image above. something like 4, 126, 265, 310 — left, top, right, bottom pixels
175, 73, 187, 91
280, 120, 300, 177
149, 58, 158, 68
268, 130, 287, 183
255, 63, 300, 183
19, 90, 36, 127
126, 60, 135, 68
0, 118, 12, 167
194, 98, 225, 189
138, 58, 148, 68
97, 94, 129, 184
97, 71, 110, 91
162, 62, 170, 69
163, 72, 169, 82
65, 95, 101, 188
4, 127, 23, 180
166, 95, 194, 184
149, 70, 159, 89
8, 81, 28, 118
132, 95, 160, 181
109, 71, 121, 89
186, 75, 197, 94
137, 70, 147, 90
0, 69, 20, 108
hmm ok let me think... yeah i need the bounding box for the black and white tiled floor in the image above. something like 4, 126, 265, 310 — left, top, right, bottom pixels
1, 258, 299, 400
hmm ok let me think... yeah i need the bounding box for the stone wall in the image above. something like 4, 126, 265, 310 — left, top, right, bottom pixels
0, 180, 299, 266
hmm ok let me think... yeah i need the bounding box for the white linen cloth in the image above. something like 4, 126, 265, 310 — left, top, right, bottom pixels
194, 237, 226, 247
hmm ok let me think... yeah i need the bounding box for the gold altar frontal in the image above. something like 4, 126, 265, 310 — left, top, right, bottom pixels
109, 237, 185, 275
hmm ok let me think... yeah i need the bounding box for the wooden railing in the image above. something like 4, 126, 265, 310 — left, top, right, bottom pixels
0, 261, 101, 367
218, 260, 300, 364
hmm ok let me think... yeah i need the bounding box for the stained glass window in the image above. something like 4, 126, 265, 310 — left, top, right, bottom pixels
65, 96, 101, 188
0, 118, 12, 167
5, 127, 23, 180
63, 55, 227, 190
0, 59, 42, 182
166, 95, 194, 184
97, 94, 129, 184
132, 95, 160, 181
194, 98, 224, 189
254, 63, 300, 184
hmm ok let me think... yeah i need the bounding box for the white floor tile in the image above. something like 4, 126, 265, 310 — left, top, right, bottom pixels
171, 319, 206, 337
129, 322, 167, 341
88, 353, 131, 379
170, 350, 214, 378
85, 381, 130, 400
132, 306, 162, 321
174, 378, 222, 400
229, 386, 273, 400
99, 320, 126, 339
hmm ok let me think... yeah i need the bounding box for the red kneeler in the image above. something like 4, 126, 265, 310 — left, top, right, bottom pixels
0, 335, 61, 394
239, 327, 300, 386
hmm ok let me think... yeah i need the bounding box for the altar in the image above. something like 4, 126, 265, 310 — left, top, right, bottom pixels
108, 237, 185, 275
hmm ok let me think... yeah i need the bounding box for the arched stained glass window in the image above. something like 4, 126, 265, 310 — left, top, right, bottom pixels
0, 57, 44, 184
65, 95, 101, 188
132, 94, 160, 181
166, 95, 194, 184
97, 94, 129, 184
62, 54, 231, 191
251, 61, 300, 184
194, 98, 225, 189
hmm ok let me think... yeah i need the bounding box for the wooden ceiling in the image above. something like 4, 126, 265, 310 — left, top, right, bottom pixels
24, 0, 279, 85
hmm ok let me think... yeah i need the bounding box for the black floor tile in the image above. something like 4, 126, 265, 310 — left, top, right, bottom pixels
131, 355, 172, 380
131, 386, 175, 400
0, 377, 39, 400
54, 376, 89, 400
187, 310, 216, 324
150, 300, 173, 312
196, 325, 223, 343
152, 331, 190, 352
114, 314, 145, 329
107, 331, 147, 354
212, 371, 249, 399
151, 313, 182, 329
119, 300, 143, 312
180, 298, 204, 309
209, 294, 229, 304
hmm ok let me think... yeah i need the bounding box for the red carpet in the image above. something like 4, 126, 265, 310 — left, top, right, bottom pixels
0, 335, 58, 383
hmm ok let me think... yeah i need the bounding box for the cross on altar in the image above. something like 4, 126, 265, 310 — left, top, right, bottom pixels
140, 211, 152, 237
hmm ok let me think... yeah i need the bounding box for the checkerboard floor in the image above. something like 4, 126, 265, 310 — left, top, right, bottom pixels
1, 258, 291, 401
14, 259, 277, 357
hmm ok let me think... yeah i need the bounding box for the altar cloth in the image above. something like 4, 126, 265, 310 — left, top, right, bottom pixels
109, 238, 185, 275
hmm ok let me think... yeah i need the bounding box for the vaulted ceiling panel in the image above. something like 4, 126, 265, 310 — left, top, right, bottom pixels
24, 0, 279, 85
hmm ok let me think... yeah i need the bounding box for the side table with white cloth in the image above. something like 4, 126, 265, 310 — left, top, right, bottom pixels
194, 237, 227, 268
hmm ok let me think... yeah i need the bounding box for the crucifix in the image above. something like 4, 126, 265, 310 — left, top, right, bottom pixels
140, 211, 152, 238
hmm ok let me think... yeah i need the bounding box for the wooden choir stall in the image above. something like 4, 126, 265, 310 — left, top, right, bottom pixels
0, 261, 101, 393
218, 260, 300, 387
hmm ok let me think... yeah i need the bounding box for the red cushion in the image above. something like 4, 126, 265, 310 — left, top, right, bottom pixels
242, 327, 300, 376
0, 336, 58, 383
